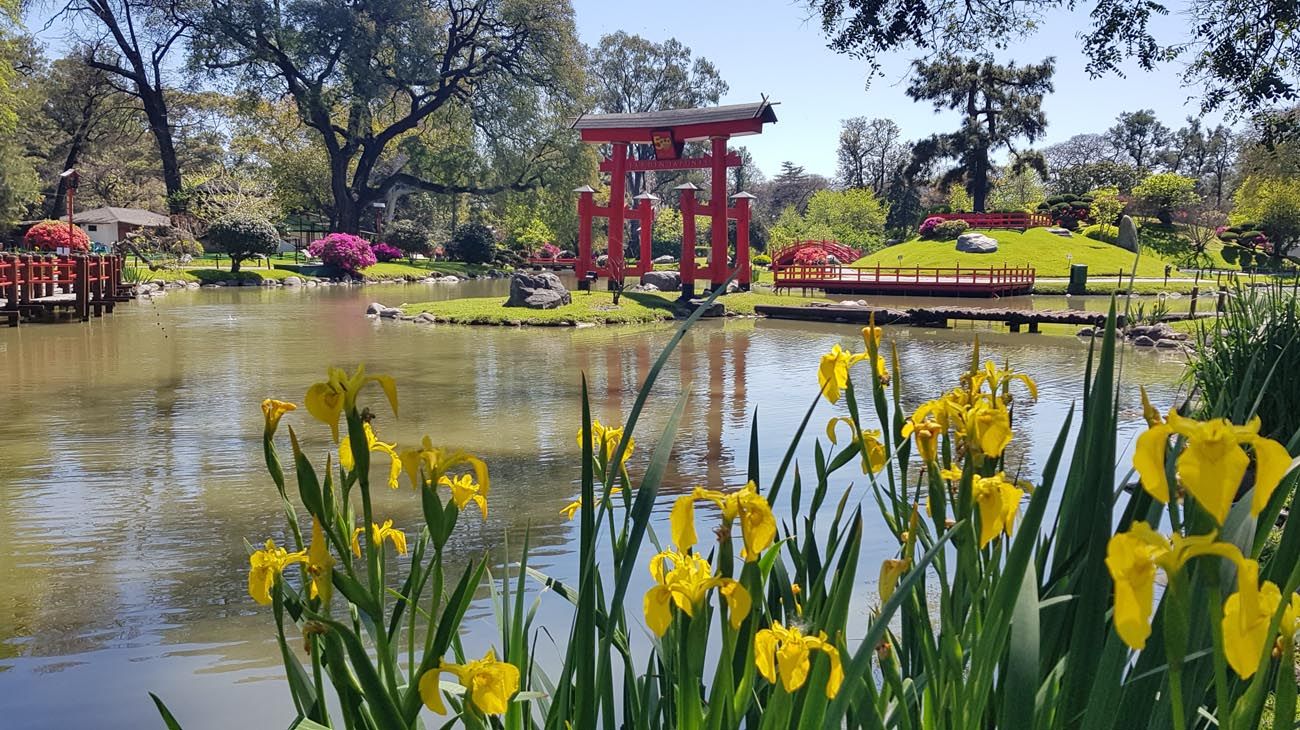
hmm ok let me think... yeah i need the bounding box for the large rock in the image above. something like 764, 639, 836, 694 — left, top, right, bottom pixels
282, 276, 302, 286
640, 270, 681, 292
653, 255, 677, 264
1046, 227, 1073, 237
505, 271, 572, 309
1116, 215, 1139, 252
956, 232, 999, 253
366, 302, 386, 315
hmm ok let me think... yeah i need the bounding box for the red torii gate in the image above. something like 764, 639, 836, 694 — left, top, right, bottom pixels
570, 100, 778, 298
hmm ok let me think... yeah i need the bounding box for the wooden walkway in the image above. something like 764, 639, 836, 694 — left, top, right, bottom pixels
773, 264, 1036, 297
754, 303, 1216, 331
1, 253, 130, 326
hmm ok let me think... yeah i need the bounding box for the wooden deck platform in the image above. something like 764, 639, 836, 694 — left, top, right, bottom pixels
2, 253, 129, 326
754, 303, 1216, 331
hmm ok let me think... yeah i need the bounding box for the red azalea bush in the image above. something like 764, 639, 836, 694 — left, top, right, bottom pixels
792, 246, 831, 265
308, 233, 377, 274
918, 216, 946, 239
24, 220, 91, 252
371, 242, 403, 262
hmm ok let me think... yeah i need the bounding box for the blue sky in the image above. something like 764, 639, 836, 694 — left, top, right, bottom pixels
573, 0, 1222, 179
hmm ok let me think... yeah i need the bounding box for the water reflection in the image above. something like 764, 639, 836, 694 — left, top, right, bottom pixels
0, 281, 1188, 728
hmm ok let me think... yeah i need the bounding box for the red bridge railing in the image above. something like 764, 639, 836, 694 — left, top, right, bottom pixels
934, 212, 1053, 230
773, 263, 1036, 296
1, 253, 128, 326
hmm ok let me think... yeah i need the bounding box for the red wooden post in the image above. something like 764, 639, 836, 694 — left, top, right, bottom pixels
632, 192, 658, 275
606, 142, 629, 288
732, 191, 755, 290
708, 135, 730, 291
574, 185, 595, 290
3, 255, 17, 325
677, 182, 699, 299
74, 255, 89, 321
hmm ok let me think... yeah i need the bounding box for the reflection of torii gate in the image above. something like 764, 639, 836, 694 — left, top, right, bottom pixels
571, 100, 778, 298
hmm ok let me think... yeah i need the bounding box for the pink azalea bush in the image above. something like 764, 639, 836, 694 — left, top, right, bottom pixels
371, 242, 403, 262
308, 233, 377, 274
24, 220, 91, 252
539, 242, 562, 259
918, 216, 946, 239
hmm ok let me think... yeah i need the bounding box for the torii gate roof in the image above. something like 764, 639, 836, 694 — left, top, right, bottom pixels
571, 100, 778, 143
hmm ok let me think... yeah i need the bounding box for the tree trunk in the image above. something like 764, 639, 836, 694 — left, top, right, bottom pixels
329, 154, 360, 233
972, 152, 990, 213
230, 256, 242, 273
48, 143, 84, 220
140, 91, 184, 214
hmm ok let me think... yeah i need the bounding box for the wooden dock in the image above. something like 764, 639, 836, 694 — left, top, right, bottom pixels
754, 303, 1216, 331
772, 264, 1036, 297
1, 253, 130, 327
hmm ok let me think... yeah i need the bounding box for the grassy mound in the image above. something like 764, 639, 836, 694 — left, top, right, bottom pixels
853, 227, 1184, 278
400, 290, 826, 326
128, 267, 313, 283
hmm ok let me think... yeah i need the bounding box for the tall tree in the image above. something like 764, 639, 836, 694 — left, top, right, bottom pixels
1162, 117, 1208, 176
836, 116, 905, 195
60, 0, 190, 213
1106, 109, 1169, 171
1044, 134, 1113, 172
906, 57, 1054, 212
586, 32, 727, 199
764, 162, 829, 217
192, 0, 583, 233
1201, 125, 1237, 207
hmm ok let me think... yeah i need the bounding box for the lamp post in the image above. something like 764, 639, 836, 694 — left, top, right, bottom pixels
60, 169, 79, 254
371, 201, 387, 239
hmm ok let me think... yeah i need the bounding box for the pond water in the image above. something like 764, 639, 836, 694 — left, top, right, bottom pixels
0, 281, 1189, 728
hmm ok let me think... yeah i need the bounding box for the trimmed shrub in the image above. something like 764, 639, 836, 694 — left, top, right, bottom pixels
206, 213, 280, 273
448, 222, 497, 264
752, 253, 772, 266
381, 219, 433, 257
24, 220, 91, 252
792, 246, 830, 265
1037, 194, 1094, 230
371, 242, 403, 262
308, 233, 377, 274
932, 220, 971, 240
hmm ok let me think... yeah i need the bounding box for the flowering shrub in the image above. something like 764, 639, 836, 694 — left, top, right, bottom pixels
931, 219, 971, 239
308, 233, 377, 274
23, 220, 90, 252
371, 242, 403, 262
792, 245, 831, 265
1038, 194, 1094, 229
918, 215, 946, 238
155, 307, 1300, 730
539, 242, 562, 259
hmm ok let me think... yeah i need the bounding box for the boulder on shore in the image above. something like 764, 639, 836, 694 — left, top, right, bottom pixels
640, 270, 681, 292
653, 255, 677, 264
366, 302, 386, 315
1116, 215, 1139, 253
956, 232, 999, 253
505, 271, 572, 309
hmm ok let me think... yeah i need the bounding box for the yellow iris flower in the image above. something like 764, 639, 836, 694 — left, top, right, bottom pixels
339, 422, 402, 489
576, 419, 635, 466
860, 326, 891, 385
305, 365, 399, 442
350, 519, 408, 558
670, 481, 777, 561
878, 557, 911, 603
419, 648, 520, 715
901, 414, 944, 464
965, 400, 1014, 459
1220, 558, 1298, 679
306, 519, 334, 604
971, 473, 1025, 548
560, 488, 622, 520
399, 437, 491, 495
248, 539, 307, 605
1139, 386, 1164, 427
439, 474, 489, 519
1104, 521, 1244, 649
642, 549, 751, 636
1133, 409, 1293, 524
261, 399, 296, 436
972, 361, 1038, 402
825, 417, 887, 474
754, 622, 844, 698
817, 344, 869, 404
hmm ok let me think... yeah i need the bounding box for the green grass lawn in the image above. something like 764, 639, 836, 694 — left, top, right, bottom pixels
400, 289, 828, 325
853, 227, 1184, 278
126, 266, 314, 283
270, 260, 497, 281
